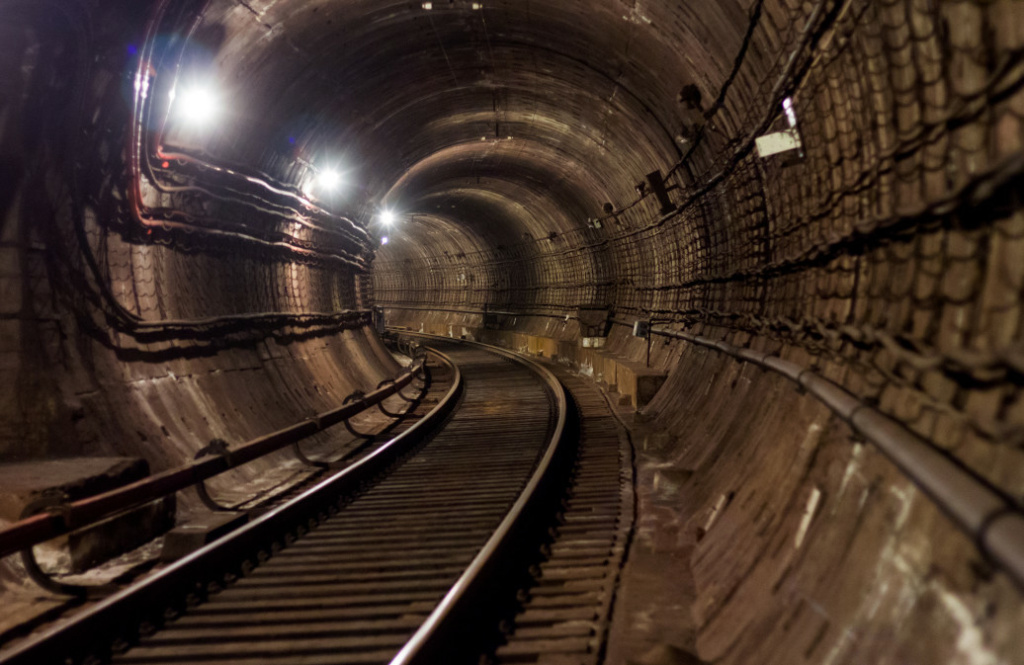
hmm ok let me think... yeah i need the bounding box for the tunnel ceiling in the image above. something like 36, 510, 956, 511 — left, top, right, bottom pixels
170, 0, 753, 258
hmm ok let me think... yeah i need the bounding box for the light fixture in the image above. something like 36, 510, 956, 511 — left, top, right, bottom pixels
782, 97, 798, 128
380, 210, 395, 225
171, 85, 219, 127
317, 169, 342, 191
755, 97, 803, 158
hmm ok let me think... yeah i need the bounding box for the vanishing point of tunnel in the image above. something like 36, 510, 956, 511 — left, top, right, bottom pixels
2, 0, 1024, 662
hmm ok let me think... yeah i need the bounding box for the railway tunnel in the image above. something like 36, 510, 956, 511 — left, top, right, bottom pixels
2, 0, 1024, 662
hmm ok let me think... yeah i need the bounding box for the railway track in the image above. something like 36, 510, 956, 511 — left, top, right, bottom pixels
1, 340, 574, 665
223, 350, 453, 517
491, 366, 635, 665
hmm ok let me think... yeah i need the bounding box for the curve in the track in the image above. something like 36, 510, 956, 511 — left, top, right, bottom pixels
114, 343, 559, 665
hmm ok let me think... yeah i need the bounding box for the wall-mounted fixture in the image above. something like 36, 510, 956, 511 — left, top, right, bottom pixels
645, 170, 676, 216
170, 84, 219, 128
756, 96, 804, 158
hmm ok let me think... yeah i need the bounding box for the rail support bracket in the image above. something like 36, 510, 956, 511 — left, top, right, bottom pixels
19, 494, 118, 598
343, 391, 377, 439
193, 439, 243, 512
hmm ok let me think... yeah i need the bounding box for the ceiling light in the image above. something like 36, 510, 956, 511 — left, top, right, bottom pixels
317, 169, 342, 191
171, 85, 218, 127
381, 210, 395, 225
782, 97, 798, 128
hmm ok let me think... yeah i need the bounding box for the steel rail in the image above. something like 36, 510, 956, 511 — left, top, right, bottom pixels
0, 349, 462, 665
387, 332, 572, 665
634, 323, 1024, 589
0, 353, 427, 563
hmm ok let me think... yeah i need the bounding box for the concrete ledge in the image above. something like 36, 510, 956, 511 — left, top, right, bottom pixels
0, 457, 176, 572
476, 329, 666, 408
161, 511, 249, 562
612, 359, 668, 408
0, 457, 150, 521
68, 496, 176, 572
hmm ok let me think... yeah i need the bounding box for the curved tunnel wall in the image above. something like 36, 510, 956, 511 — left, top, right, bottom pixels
0, 1, 399, 500
1, 0, 1023, 661
374, 0, 1024, 660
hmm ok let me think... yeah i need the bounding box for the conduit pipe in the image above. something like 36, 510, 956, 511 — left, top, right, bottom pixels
650, 325, 1024, 589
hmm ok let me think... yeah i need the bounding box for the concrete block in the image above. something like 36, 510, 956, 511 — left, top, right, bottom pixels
526, 335, 558, 358
558, 340, 577, 360
0, 457, 176, 572
609, 359, 667, 408
69, 496, 176, 572
593, 353, 615, 386
161, 511, 249, 561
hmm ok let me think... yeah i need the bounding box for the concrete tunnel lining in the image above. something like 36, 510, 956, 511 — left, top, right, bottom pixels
2, 0, 1024, 662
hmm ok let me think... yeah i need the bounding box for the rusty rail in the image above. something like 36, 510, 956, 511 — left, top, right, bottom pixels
0, 352, 427, 562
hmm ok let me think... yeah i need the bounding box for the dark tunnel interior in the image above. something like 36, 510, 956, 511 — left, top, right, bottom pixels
2, 0, 1024, 661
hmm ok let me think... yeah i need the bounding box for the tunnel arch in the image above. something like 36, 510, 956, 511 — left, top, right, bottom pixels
2, 0, 1024, 662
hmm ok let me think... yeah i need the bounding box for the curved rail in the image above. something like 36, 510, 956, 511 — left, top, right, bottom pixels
0, 349, 428, 564
0, 348, 462, 665
388, 333, 573, 664
0, 338, 576, 664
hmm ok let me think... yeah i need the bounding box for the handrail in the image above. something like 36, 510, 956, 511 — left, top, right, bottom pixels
625, 321, 1024, 589
388, 332, 572, 664
0, 348, 462, 665
0, 351, 427, 562
381, 304, 522, 317
382, 301, 577, 319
